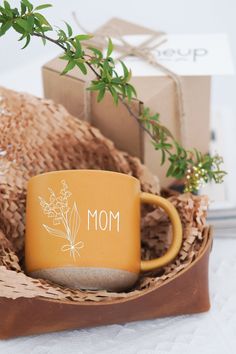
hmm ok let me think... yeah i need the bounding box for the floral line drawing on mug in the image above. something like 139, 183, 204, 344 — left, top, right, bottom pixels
38, 179, 84, 260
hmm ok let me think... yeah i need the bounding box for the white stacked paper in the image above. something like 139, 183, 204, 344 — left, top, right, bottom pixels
201, 108, 236, 238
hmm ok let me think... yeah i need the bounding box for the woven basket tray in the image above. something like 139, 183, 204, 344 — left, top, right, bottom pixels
0, 87, 211, 339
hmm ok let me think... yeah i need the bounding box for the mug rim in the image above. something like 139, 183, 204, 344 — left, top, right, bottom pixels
28, 169, 139, 184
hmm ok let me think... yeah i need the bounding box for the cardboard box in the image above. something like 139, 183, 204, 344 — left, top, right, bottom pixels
42, 18, 233, 186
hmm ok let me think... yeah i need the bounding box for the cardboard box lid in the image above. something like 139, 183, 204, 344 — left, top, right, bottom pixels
95, 17, 159, 37
95, 18, 234, 77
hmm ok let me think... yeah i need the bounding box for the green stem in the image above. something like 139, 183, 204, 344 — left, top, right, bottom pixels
32, 31, 66, 50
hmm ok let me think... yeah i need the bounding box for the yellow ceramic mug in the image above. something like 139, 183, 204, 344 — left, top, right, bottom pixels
25, 170, 182, 291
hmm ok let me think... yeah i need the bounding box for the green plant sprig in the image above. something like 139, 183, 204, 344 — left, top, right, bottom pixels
0, 0, 227, 192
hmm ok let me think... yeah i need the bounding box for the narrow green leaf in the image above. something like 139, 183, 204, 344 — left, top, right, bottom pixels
88, 46, 103, 60
194, 148, 201, 162
97, 87, 106, 102
75, 34, 93, 41
34, 12, 51, 27
34, 4, 52, 11
21, 34, 30, 49
74, 38, 82, 58
126, 69, 132, 82
107, 37, 113, 57
166, 163, 175, 177
0, 20, 11, 36
161, 149, 166, 165
65, 21, 72, 37
18, 32, 26, 41
3, 1, 12, 17
61, 60, 76, 75
87, 82, 106, 91
120, 60, 129, 79
109, 86, 119, 105
20, 2, 26, 15
4, 1, 11, 10
111, 78, 122, 84
21, 0, 33, 12
126, 85, 132, 101
102, 59, 113, 81
76, 62, 87, 75
130, 85, 137, 97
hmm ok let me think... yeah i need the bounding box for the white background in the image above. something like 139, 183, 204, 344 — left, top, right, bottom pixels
0, 1, 236, 353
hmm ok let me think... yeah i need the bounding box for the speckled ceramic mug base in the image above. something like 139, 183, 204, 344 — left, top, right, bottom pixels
29, 267, 139, 292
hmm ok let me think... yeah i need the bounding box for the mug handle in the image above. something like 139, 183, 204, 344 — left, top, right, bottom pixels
140, 192, 183, 272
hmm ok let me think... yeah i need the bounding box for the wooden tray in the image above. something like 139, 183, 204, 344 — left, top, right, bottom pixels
0, 227, 212, 339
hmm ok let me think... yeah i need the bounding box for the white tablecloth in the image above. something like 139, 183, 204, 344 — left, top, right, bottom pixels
0, 238, 236, 354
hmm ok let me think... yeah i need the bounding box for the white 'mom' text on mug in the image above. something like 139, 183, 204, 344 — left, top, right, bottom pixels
88, 209, 120, 232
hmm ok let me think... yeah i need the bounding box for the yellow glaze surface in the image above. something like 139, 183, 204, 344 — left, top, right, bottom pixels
25, 170, 182, 275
